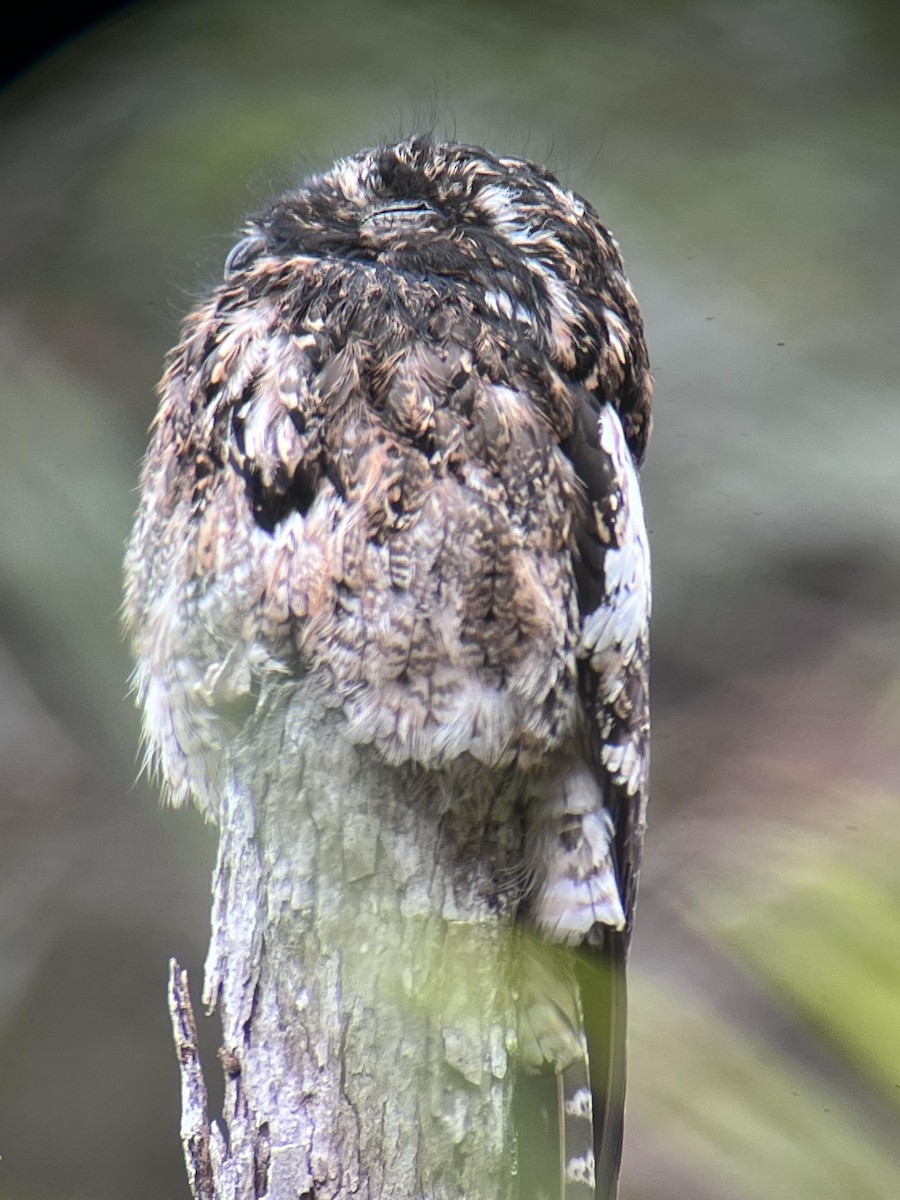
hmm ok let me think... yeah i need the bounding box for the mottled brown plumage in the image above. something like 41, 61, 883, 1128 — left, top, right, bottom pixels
124, 136, 652, 1200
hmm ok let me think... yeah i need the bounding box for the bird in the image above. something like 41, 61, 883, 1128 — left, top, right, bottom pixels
124, 135, 652, 1200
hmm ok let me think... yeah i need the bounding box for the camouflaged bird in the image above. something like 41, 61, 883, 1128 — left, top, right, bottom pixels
124, 136, 652, 1200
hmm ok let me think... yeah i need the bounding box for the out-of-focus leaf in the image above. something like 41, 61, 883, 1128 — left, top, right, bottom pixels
629, 973, 900, 1200
715, 808, 900, 1102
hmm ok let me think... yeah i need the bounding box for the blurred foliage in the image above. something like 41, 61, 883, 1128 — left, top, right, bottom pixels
0, 1, 898, 1198
715, 795, 900, 1101
630, 975, 900, 1200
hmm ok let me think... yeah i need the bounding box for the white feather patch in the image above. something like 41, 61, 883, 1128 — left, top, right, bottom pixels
580, 402, 651, 673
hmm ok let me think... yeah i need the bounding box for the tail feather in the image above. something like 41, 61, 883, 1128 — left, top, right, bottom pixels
516, 935, 626, 1200
558, 1050, 596, 1200
577, 935, 627, 1200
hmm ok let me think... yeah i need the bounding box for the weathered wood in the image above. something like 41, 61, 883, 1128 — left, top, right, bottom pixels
173, 678, 531, 1200
169, 961, 216, 1200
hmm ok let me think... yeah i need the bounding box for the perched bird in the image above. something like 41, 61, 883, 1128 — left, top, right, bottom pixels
124, 136, 651, 1200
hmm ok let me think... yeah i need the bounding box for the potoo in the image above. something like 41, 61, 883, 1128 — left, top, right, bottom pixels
124, 136, 652, 1200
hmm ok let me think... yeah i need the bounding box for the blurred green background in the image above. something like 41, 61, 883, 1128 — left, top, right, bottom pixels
1, 1, 899, 1196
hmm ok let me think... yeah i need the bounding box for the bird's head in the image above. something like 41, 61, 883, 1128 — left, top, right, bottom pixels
224, 136, 652, 463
